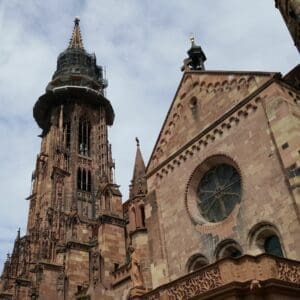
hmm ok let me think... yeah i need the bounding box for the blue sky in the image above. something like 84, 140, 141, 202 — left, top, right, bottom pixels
0, 0, 298, 270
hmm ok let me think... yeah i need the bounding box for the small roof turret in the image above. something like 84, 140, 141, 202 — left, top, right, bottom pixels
181, 36, 207, 72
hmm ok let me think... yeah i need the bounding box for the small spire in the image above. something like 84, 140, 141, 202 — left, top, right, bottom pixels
130, 138, 147, 199
68, 17, 84, 49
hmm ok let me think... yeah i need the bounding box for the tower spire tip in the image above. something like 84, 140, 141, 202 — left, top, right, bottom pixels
68, 17, 84, 49
74, 16, 80, 25
135, 137, 140, 147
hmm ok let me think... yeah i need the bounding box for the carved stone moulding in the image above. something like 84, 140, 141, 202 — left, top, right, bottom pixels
98, 214, 126, 227
111, 262, 131, 287
0, 292, 13, 300
143, 255, 300, 300
66, 241, 93, 252
129, 286, 147, 300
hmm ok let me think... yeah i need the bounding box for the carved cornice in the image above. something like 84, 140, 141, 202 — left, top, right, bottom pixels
143, 255, 300, 300
98, 214, 126, 227
51, 166, 70, 179
15, 277, 31, 287
65, 241, 93, 252
0, 292, 13, 299
38, 261, 63, 272
129, 227, 148, 237
145, 266, 222, 299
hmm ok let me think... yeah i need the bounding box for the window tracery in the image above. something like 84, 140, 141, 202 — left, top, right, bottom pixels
197, 164, 241, 222
77, 168, 92, 192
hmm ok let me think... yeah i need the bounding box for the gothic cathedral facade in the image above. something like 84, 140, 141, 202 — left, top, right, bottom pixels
0, 4, 300, 300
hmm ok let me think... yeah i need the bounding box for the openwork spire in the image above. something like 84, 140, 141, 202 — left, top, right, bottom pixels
68, 17, 84, 49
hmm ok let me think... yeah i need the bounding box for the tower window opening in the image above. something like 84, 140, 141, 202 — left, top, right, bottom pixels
77, 168, 82, 190
105, 191, 111, 210
87, 171, 92, 192
82, 169, 87, 191
64, 122, 71, 149
77, 168, 92, 192
78, 120, 91, 156
64, 154, 69, 171
140, 205, 146, 227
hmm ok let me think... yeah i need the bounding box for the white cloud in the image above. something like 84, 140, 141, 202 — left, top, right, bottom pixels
0, 0, 298, 270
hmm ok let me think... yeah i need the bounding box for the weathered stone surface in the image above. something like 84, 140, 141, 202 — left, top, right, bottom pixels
1, 13, 299, 300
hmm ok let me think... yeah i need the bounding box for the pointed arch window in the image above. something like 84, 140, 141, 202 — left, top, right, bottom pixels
87, 171, 92, 192
77, 168, 92, 192
140, 205, 146, 227
77, 168, 82, 190
131, 206, 137, 227
105, 191, 111, 210
82, 169, 87, 191
78, 119, 91, 156
64, 121, 71, 150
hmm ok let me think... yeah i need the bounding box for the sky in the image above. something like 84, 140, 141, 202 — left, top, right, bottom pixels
0, 0, 298, 271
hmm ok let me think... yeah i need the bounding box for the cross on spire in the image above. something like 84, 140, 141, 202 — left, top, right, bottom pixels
68, 17, 84, 49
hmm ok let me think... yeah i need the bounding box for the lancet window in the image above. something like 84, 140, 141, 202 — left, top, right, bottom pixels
77, 168, 92, 192
78, 119, 91, 156
64, 122, 71, 149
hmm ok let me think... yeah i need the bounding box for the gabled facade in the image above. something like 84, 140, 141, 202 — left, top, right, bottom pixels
0, 14, 299, 300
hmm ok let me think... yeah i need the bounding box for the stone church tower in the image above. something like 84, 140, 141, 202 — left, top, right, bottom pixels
1, 11, 300, 300
0, 18, 127, 299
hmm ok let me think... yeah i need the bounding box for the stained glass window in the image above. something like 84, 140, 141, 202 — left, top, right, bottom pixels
197, 164, 241, 222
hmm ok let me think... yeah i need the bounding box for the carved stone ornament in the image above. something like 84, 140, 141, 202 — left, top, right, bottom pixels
129, 246, 144, 289
57, 270, 65, 292
278, 261, 300, 284
91, 250, 100, 286
145, 267, 222, 300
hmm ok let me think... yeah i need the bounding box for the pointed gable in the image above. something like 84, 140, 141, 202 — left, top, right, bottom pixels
147, 70, 278, 174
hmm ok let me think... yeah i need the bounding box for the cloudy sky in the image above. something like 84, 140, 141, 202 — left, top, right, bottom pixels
0, 0, 298, 270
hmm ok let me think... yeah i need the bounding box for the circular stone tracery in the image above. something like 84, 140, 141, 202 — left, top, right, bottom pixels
197, 164, 241, 223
